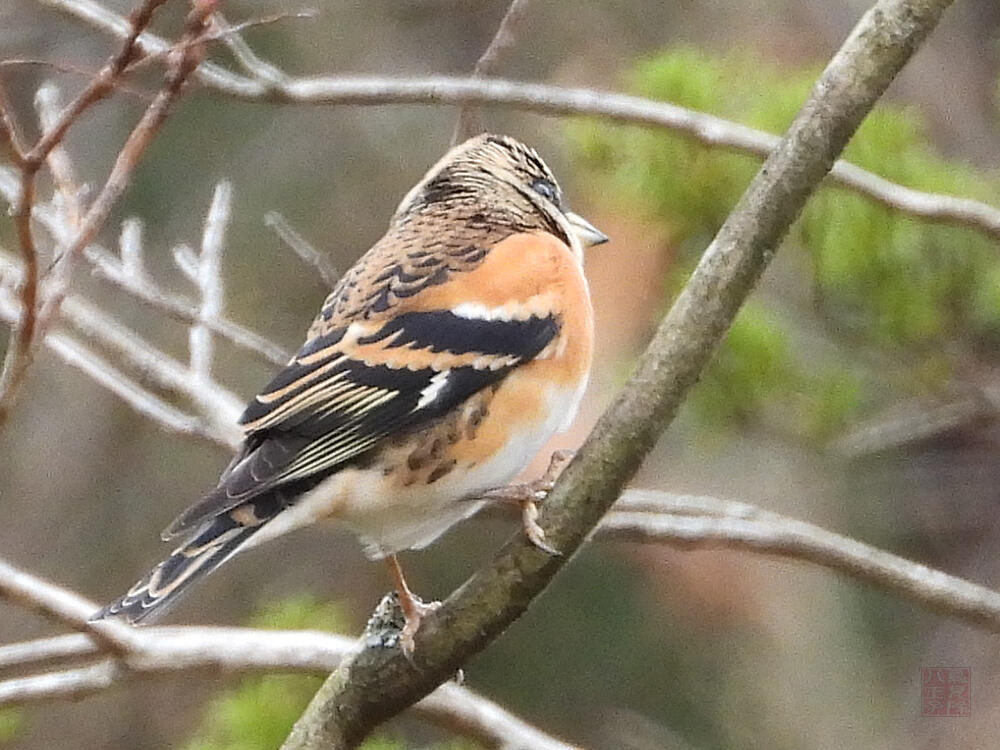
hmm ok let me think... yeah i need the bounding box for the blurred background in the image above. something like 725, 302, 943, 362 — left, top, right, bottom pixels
2, 0, 1000, 748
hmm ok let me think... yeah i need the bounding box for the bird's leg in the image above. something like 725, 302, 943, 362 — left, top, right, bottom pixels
386, 553, 440, 657
480, 449, 575, 555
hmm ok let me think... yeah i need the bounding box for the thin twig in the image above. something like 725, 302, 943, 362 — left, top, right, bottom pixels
122, 10, 317, 80
46, 330, 233, 446
0, 294, 233, 449
452, 0, 535, 144
40, 0, 1000, 244
0, 0, 166, 420
209, 10, 294, 85
607, 490, 1000, 630
25, 0, 169, 168
35, 0, 212, 327
0, 160, 289, 364
90, 253, 291, 365
6, 490, 1000, 670
189, 181, 230, 379
34, 84, 82, 235
0, 59, 155, 102
84, 229, 289, 365
264, 211, 339, 288
0, 78, 40, 434
0, 559, 140, 655
61, 292, 244, 430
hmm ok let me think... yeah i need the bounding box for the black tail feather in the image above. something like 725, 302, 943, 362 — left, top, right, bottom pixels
92, 514, 262, 624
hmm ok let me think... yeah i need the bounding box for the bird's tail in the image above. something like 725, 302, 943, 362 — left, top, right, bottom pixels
92, 513, 262, 624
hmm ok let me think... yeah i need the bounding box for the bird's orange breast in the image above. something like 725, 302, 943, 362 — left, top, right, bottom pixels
397, 231, 594, 468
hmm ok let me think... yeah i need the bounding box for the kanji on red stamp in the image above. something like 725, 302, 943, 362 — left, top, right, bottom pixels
921, 667, 971, 717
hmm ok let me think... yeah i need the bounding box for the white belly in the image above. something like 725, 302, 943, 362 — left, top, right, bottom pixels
245, 379, 586, 558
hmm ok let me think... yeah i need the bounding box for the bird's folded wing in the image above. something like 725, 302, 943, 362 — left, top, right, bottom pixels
163, 309, 559, 539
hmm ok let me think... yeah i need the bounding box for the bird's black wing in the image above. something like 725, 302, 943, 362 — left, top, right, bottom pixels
163, 310, 559, 539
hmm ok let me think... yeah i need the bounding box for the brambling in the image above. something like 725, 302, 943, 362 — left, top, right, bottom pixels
95, 134, 608, 652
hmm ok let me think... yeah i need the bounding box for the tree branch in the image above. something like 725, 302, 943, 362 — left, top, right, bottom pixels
264, 212, 339, 289
0, 558, 583, 750
0, 0, 174, 431
0, 250, 243, 448
39, 0, 1000, 244
85, 221, 291, 366
275, 1, 955, 747
606, 491, 1000, 630
452, 0, 535, 144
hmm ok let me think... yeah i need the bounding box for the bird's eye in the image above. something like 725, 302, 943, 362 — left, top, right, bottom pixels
531, 179, 558, 203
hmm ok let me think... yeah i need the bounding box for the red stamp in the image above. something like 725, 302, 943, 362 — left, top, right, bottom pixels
921, 667, 971, 717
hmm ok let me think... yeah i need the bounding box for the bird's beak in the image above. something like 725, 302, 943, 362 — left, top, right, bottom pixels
565, 211, 609, 247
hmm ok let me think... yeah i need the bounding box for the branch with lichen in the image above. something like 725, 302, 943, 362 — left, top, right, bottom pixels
276, 1, 957, 748
0, 557, 583, 750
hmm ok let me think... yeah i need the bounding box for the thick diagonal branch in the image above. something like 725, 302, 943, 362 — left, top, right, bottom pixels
278, 1, 955, 748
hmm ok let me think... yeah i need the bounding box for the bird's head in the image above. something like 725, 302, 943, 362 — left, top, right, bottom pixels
394, 133, 608, 259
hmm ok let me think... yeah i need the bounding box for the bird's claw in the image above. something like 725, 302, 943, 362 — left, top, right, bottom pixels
399, 596, 441, 659
480, 449, 574, 555
521, 497, 561, 556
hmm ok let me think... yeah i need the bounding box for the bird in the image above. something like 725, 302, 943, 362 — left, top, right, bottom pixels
93, 133, 608, 653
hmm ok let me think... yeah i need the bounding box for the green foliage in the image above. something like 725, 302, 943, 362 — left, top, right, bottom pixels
182, 595, 343, 750
0, 709, 23, 746
182, 596, 478, 750
570, 46, 1000, 434
689, 303, 790, 426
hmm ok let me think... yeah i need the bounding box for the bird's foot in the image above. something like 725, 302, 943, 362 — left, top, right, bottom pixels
481, 449, 574, 555
399, 593, 441, 659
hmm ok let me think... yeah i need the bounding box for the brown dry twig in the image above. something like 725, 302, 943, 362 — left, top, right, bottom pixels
0, 0, 175, 430
34, 0, 217, 331
452, 0, 536, 144
0, 81, 40, 436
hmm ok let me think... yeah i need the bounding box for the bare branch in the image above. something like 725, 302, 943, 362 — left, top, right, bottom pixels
6, 489, 1000, 676
0, 251, 243, 447
25, 0, 168, 168
34, 0, 212, 326
0, 59, 155, 102
44, 330, 232, 445
0, 559, 139, 655
418, 684, 584, 750
33, 84, 82, 233
58, 291, 245, 433
0, 559, 583, 750
0, 0, 170, 426
452, 0, 535, 144
189, 181, 231, 379
264, 211, 339, 288
40, 0, 1000, 244
0, 161, 288, 367
209, 10, 292, 86
607, 490, 1000, 630
0, 633, 98, 672
0, 78, 40, 435
85, 230, 290, 366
